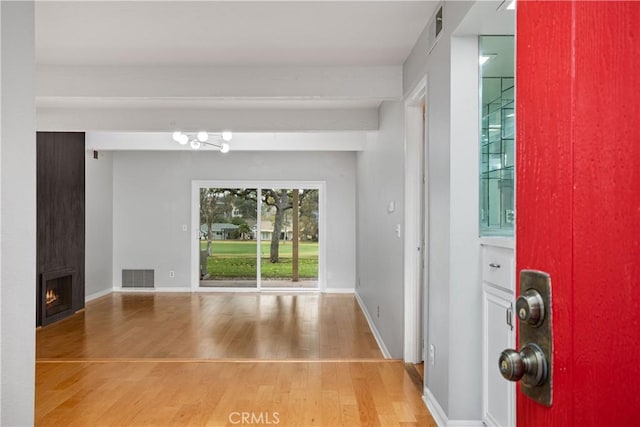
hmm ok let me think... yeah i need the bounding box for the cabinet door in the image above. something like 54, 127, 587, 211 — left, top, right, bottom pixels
483, 285, 515, 427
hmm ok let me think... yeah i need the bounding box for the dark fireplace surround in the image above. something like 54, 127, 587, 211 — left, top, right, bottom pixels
36, 132, 85, 327
40, 268, 76, 326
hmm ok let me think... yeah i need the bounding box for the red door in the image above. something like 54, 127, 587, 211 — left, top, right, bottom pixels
517, 1, 640, 425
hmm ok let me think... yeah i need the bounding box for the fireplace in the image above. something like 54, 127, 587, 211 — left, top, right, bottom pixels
41, 268, 75, 326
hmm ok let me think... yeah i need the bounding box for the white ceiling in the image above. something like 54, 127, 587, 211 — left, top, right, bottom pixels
36, 1, 435, 67
34, 1, 440, 135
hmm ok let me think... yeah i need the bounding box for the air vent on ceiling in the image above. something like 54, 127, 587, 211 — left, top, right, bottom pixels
122, 269, 155, 288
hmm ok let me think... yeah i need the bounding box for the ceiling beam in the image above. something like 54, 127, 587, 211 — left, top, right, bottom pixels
85, 131, 367, 152
37, 106, 379, 132
37, 65, 402, 100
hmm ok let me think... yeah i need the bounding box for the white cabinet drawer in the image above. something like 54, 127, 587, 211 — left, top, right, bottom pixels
482, 246, 514, 291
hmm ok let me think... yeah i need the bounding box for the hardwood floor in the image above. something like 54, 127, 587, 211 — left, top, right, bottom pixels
37, 293, 382, 360
36, 360, 435, 426
36, 293, 435, 426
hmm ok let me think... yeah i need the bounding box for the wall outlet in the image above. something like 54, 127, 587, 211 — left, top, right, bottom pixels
377, 305, 380, 318
182, 224, 188, 232
169, 270, 175, 278
429, 344, 436, 365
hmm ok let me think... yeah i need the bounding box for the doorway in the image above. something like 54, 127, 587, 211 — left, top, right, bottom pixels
191, 181, 325, 291
404, 77, 428, 368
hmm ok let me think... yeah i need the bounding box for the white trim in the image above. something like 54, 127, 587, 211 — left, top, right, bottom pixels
194, 287, 324, 293
85, 287, 113, 303
324, 288, 354, 294
191, 182, 199, 291
190, 180, 326, 292
446, 420, 484, 426
115, 287, 191, 293
479, 236, 514, 249
423, 387, 447, 427
403, 75, 428, 363
255, 289, 319, 294
354, 291, 391, 359
193, 287, 257, 293
86, 131, 368, 152
423, 388, 482, 427
257, 190, 263, 288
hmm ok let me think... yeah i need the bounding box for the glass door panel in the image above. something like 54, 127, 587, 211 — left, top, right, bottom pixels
199, 188, 258, 288
480, 35, 515, 236
260, 188, 319, 289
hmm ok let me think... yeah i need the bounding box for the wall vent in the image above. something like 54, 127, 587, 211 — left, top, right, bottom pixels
427, 3, 444, 54
122, 269, 155, 288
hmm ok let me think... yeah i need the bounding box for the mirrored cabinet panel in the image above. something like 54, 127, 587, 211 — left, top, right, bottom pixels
480, 36, 515, 236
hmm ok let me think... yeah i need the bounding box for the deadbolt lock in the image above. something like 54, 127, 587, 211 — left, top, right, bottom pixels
499, 270, 553, 406
516, 289, 545, 326
499, 343, 548, 386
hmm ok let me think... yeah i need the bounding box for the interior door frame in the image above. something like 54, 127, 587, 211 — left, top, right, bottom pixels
404, 75, 428, 363
190, 180, 326, 292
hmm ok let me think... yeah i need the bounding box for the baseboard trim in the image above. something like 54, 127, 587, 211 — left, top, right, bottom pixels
324, 288, 355, 294
354, 292, 391, 359
85, 287, 113, 303
447, 420, 484, 426
422, 387, 483, 427
423, 387, 448, 426
115, 287, 191, 293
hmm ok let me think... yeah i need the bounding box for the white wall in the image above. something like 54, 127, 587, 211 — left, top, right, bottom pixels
85, 149, 113, 299
0, 2, 36, 424
448, 35, 482, 420
356, 100, 405, 358
112, 150, 356, 291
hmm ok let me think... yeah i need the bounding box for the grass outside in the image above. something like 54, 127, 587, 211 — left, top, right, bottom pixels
202, 240, 318, 279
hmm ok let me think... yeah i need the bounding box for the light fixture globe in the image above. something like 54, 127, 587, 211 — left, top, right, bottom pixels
197, 132, 209, 142
172, 131, 230, 152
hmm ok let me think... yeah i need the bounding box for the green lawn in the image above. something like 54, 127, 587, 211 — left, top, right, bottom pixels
200, 240, 318, 258
201, 240, 318, 279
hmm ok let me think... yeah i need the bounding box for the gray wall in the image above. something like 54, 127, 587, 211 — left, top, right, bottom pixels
0, 2, 36, 424
85, 150, 113, 298
402, 1, 484, 422
112, 150, 356, 290
356, 100, 405, 358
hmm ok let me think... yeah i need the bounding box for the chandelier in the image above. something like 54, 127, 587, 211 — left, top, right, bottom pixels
172, 131, 232, 152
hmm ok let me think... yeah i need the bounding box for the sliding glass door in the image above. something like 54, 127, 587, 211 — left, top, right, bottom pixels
260, 189, 319, 288
199, 188, 258, 288
194, 182, 322, 290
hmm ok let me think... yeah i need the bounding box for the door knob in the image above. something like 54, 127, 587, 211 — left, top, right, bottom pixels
499, 343, 548, 386
516, 289, 545, 326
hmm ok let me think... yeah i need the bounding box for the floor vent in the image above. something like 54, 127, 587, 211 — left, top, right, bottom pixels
122, 269, 155, 288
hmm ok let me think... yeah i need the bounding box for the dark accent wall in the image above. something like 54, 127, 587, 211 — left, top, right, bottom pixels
36, 132, 85, 326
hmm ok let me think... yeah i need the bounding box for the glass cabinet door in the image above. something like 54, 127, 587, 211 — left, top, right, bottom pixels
480, 36, 515, 236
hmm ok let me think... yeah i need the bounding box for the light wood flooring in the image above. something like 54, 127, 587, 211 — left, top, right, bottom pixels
36, 293, 435, 426
37, 293, 382, 360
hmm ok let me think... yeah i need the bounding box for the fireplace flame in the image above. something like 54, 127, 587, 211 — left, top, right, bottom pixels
46, 289, 58, 305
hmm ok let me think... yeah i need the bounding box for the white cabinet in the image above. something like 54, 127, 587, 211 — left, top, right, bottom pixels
481, 242, 515, 427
